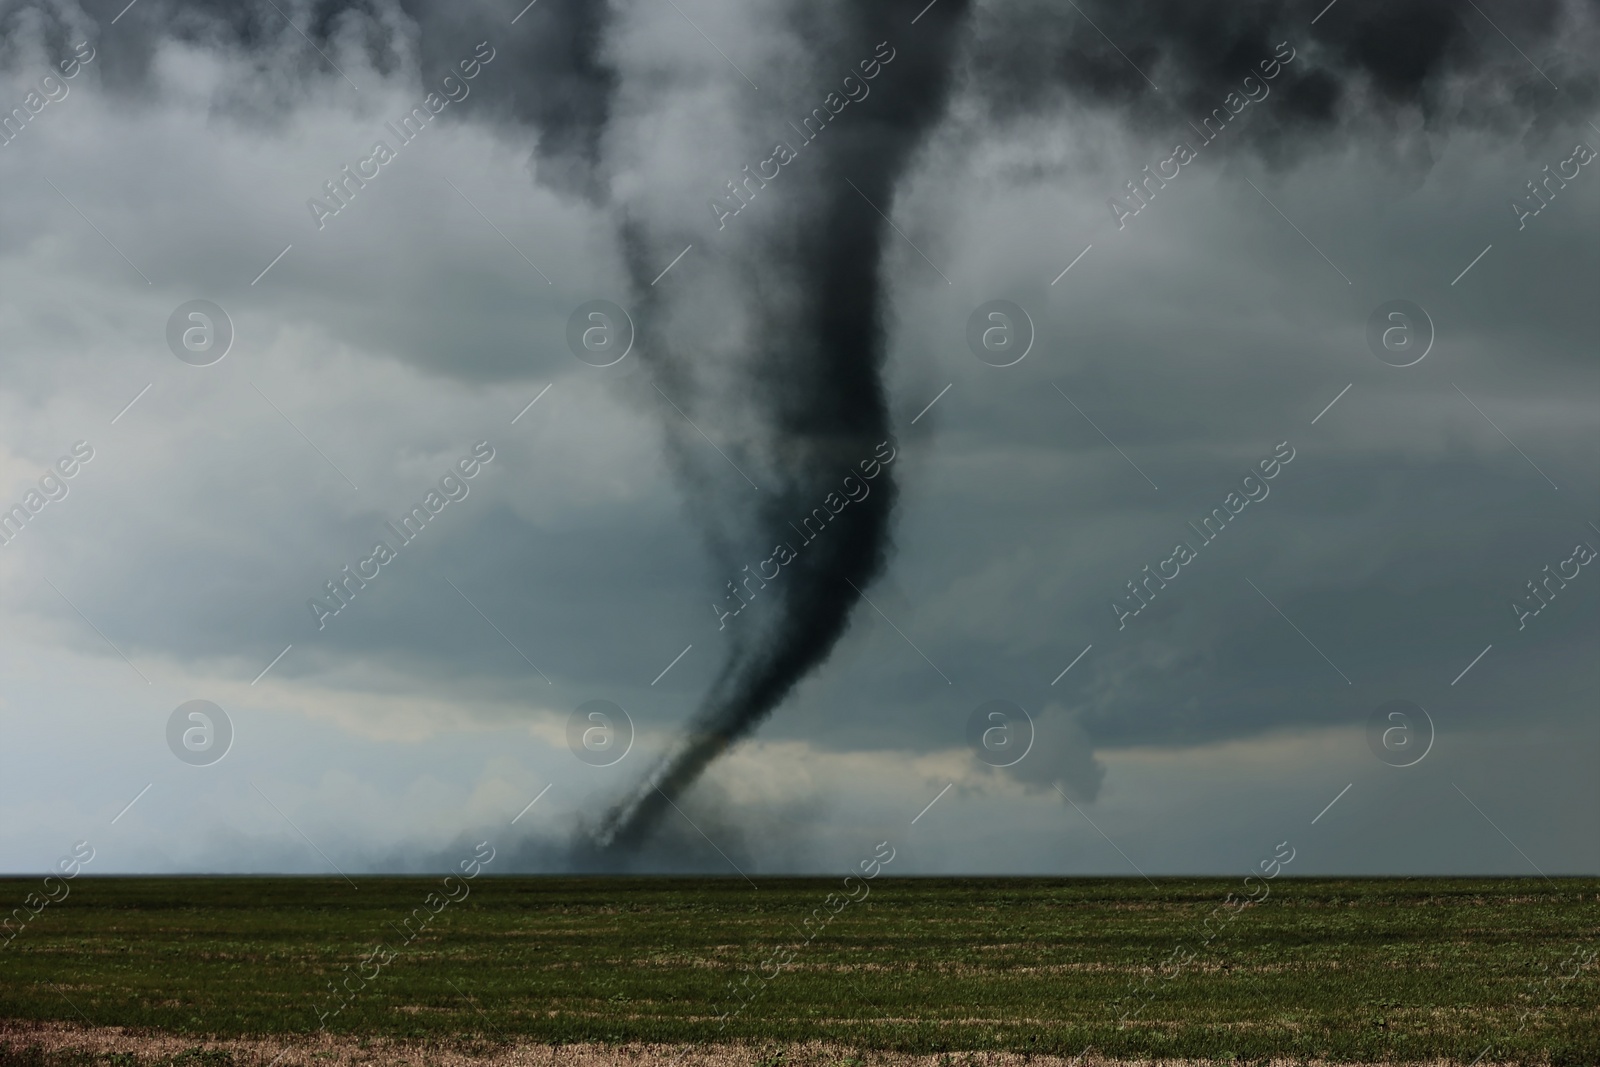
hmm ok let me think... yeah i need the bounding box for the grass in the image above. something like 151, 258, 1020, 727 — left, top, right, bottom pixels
0, 876, 1595, 1064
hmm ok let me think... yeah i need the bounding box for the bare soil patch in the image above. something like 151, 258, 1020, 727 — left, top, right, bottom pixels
0, 1020, 1533, 1067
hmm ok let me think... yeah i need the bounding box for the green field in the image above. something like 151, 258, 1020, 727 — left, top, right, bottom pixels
1, 876, 1596, 1065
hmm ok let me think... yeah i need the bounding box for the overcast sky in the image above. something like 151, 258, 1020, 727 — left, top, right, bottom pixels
0, 0, 1595, 878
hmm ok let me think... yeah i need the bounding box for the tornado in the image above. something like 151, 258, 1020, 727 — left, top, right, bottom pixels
593, 0, 977, 849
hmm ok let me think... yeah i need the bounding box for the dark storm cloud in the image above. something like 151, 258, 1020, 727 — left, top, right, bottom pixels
2, 0, 613, 189
968, 0, 1596, 152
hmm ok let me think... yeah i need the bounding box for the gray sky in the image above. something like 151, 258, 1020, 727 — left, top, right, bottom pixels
0, 0, 1595, 878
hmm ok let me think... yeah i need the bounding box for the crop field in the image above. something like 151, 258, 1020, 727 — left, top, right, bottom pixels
0, 877, 1595, 1066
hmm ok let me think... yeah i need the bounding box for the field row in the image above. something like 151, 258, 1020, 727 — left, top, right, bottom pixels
0, 878, 1595, 1064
